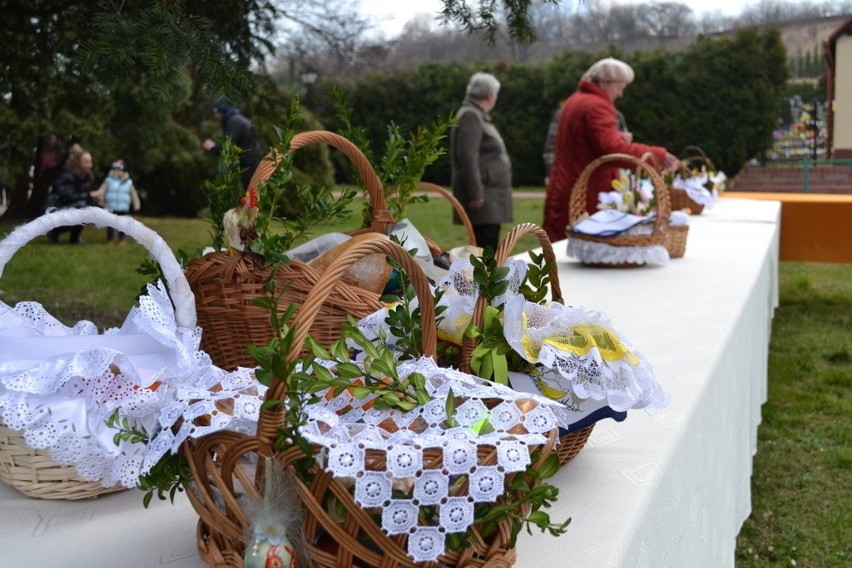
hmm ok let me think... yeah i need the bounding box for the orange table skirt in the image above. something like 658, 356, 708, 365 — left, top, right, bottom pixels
723, 192, 852, 263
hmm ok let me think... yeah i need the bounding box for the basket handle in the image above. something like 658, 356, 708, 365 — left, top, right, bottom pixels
256, 233, 437, 449
0, 207, 196, 329
246, 130, 394, 234
679, 145, 708, 161
567, 152, 670, 235
416, 181, 477, 248
460, 223, 561, 374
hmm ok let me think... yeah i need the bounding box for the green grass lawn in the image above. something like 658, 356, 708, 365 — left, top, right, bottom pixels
735, 262, 852, 568
1, 196, 850, 567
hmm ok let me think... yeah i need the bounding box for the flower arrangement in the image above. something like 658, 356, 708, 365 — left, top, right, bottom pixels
597, 168, 656, 216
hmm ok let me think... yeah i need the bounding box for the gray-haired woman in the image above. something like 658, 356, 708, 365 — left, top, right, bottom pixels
450, 72, 513, 250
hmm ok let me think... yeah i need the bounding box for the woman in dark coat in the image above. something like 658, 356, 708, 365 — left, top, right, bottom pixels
47, 143, 97, 243
450, 72, 513, 250
543, 57, 679, 244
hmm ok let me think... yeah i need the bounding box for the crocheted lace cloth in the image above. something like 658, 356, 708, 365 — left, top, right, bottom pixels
301, 357, 566, 563
0, 281, 265, 488
566, 222, 670, 266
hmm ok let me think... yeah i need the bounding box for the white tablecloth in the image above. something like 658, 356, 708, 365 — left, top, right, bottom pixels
516, 197, 779, 567
0, 198, 779, 568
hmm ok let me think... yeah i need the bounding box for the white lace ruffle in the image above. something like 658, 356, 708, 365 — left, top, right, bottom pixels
566, 226, 670, 266
502, 296, 669, 413
672, 176, 715, 208
0, 281, 265, 488
299, 357, 565, 563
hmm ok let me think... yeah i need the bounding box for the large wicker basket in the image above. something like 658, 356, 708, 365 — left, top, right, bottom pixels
457, 222, 593, 465
0, 207, 195, 499
566, 153, 671, 268
186, 131, 391, 370
183, 234, 558, 568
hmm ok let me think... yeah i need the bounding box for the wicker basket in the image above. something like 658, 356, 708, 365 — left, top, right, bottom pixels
567, 153, 671, 268
184, 234, 557, 567
665, 224, 689, 259
0, 425, 125, 500
457, 223, 593, 465
186, 131, 391, 370
0, 207, 195, 499
669, 146, 719, 214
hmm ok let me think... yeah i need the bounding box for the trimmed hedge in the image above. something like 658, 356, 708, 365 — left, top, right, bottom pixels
312, 27, 788, 185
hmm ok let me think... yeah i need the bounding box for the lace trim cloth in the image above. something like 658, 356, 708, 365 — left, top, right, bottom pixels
301, 357, 567, 563
501, 296, 669, 413
567, 222, 670, 266
0, 281, 265, 488
358, 258, 668, 420
671, 175, 717, 208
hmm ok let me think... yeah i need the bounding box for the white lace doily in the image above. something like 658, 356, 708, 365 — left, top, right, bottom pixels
299, 357, 566, 563
567, 222, 670, 266
0, 281, 265, 488
501, 296, 669, 414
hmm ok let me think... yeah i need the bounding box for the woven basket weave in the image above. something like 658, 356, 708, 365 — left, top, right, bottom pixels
665, 224, 689, 259
567, 153, 671, 268
0, 207, 195, 499
183, 234, 555, 567
457, 222, 592, 465
186, 131, 390, 371
670, 146, 719, 214
0, 425, 125, 500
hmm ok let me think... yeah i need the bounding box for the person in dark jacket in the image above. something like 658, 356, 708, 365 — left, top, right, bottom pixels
47, 143, 98, 244
543, 57, 679, 244
450, 72, 513, 250
202, 99, 263, 189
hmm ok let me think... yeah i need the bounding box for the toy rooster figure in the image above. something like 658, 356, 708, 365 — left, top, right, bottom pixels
223, 186, 260, 251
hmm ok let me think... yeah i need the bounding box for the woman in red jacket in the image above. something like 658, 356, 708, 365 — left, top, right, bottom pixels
543, 57, 678, 243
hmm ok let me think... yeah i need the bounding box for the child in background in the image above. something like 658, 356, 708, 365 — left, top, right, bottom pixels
93, 159, 141, 243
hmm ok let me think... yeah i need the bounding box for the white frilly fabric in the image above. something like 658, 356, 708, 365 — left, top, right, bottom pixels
671, 175, 717, 208
301, 357, 567, 563
501, 296, 669, 413
358, 258, 668, 419
0, 281, 265, 488
567, 221, 671, 266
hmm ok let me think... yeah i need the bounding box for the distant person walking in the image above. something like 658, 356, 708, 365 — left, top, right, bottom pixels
202, 98, 263, 189
92, 159, 141, 244
47, 144, 99, 244
450, 72, 513, 250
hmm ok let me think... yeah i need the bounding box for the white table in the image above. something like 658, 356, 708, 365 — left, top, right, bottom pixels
516, 197, 780, 567
0, 198, 780, 568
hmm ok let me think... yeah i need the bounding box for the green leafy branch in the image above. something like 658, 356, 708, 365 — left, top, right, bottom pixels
105, 409, 190, 508
517, 250, 555, 305
463, 248, 547, 384
472, 452, 570, 546
333, 87, 452, 224
201, 98, 356, 265
301, 318, 433, 413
